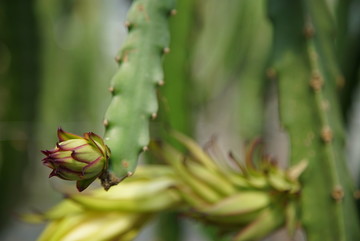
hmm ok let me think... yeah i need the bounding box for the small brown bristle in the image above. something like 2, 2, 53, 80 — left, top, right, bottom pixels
163, 47, 170, 54
170, 9, 177, 16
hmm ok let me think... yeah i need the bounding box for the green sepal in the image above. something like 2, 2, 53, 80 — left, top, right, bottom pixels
76, 176, 98, 192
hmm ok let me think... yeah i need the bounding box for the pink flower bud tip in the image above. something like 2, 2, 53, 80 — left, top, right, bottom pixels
41, 128, 111, 192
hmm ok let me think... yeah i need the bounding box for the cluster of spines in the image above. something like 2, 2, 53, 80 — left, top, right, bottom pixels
101, 0, 176, 189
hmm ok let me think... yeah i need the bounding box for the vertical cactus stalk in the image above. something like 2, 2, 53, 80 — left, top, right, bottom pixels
268, 0, 360, 241
155, 1, 195, 240
236, 0, 272, 140
101, 0, 176, 189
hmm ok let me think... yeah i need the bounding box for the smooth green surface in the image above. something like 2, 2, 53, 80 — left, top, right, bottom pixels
104, 0, 175, 178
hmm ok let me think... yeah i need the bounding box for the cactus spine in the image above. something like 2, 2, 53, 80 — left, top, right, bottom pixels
102, 0, 175, 188
268, 0, 360, 240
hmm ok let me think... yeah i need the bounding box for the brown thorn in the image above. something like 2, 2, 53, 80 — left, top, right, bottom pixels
331, 185, 344, 202
266, 68, 277, 80
354, 190, 360, 199
336, 75, 345, 88
158, 80, 165, 86
310, 72, 323, 91
114, 56, 121, 63
304, 24, 315, 38
142, 146, 148, 151
151, 113, 157, 119
122, 160, 129, 168
321, 126, 333, 143
103, 119, 109, 127
170, 9, 177, 16
124, 21, 131, 28
108, 87, 115, 93
137, 4, 150, 22
163, 47, 170, 54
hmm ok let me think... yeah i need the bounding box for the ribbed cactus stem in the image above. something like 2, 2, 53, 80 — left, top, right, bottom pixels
306, 32, 347, 241
303, 2, 360, 240
268, 0, 360, 240
101, 0, 176, 189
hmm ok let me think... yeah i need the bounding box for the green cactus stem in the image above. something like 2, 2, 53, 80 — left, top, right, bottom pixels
268, 0, 360, 240
101, 0, 176, 189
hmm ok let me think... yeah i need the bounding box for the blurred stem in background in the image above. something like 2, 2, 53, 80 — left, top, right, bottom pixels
35, 0, 111, 137
338, 0, 360, 122
0, 0, 40, 231
154, 0, 195, 240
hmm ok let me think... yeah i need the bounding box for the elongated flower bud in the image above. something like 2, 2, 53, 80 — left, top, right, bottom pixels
42, 128, 110, 191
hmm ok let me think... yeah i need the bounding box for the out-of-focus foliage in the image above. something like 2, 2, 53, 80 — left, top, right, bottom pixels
1, 0, 360, 240
0, 0, 40, 231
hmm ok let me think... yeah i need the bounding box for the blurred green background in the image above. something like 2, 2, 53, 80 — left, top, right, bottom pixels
0, 0, 130, 239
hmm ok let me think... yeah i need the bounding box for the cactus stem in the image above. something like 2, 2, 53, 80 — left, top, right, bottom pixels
306, 25, 349, 241
307, 38, 341, 180
320, 100, 329, 111
270, 1, 360, 239
103, 0, 175, 185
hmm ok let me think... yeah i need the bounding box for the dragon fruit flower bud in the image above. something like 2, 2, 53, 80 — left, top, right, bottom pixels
41, 128, 110, 192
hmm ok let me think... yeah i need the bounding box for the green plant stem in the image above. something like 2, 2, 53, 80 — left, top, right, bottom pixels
268, 0, 360, 240
102, 0, 176, 187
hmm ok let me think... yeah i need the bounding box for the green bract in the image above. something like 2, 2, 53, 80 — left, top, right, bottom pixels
42, 128, 110, 191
